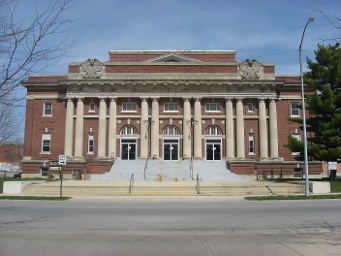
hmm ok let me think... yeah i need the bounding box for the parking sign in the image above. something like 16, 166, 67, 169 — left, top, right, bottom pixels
58, 155, 67, 165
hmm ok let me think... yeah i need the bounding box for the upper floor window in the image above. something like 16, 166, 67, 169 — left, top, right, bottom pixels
43, 103, 52, 116
122, 102, 137, 112
162, 125, 180, 135
247, 102, 254, 112
89, 99, 95, 112
41, 133, 51, 153
204, 126, 222, 136
290, 103, 300, 117
205, 103, 221, 112
164, 102, 179, 112
120, 125, 138, 135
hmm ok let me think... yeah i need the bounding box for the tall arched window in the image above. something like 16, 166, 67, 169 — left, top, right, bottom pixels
120, 125, 138, 135
162, 125, 180, 136
204, 126, 222, 136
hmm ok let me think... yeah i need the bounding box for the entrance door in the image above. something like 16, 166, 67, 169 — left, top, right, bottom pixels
121, 139, 137, 160
206, 139, 221, 160
163, 139, 179, 160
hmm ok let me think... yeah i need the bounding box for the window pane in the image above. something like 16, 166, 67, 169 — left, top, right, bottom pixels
205, 103, 220, 112
123, 102, 137, 111
42, 133, 51, 153
291, 103, 300, 116
164, 102, 178, 112
249, 134, 254, 153
44, 103, 52, 116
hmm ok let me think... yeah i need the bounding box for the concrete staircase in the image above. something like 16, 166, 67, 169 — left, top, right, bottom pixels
21, 180, 306, 197
96, 160, 245, 182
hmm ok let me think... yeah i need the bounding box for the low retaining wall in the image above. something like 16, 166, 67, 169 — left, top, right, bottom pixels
3, 181, 46, 194
309, 181, 331, 194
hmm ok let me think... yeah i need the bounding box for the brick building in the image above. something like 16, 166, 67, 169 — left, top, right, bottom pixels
22, 50, 321, 179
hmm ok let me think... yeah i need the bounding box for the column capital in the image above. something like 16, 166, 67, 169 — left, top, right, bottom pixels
182, 97, 191, 102
151, 97, 159, 102
194, 97, 202, 102
76, 97, 84, 102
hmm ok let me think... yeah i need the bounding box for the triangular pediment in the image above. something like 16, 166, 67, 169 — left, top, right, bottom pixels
146, 54, 201, 63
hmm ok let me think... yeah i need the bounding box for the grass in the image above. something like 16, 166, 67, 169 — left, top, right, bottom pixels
0, 195, 70, 201
245, 193, 341, 201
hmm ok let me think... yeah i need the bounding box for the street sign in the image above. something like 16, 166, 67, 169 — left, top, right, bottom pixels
49, 160, 60, 166
58, 155, 67, 165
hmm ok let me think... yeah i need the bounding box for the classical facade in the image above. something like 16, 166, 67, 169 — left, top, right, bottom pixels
22, 50, 321, 178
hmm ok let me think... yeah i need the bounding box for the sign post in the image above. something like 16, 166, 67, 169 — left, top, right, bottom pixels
58, 155, 67, 198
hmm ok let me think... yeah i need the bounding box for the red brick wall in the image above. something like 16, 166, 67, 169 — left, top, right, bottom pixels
105, 65, 237, 73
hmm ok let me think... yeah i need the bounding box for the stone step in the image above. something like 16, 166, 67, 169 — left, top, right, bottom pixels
21, 182, 306, 197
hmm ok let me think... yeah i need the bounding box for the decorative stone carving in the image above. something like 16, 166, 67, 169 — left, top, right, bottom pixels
238, 59, 262, 80
80, 59, 104, 79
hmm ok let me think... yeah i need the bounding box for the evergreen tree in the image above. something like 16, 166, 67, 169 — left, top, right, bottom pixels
286, 43, 341, 162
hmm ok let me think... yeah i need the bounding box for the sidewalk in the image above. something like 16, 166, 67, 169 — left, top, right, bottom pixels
67, 195, 246, 203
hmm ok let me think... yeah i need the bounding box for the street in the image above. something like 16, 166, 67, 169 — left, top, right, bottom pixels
1, 199, 341, 256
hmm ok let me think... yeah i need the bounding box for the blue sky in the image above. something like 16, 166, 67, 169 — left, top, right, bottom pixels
10, 0, 340, 75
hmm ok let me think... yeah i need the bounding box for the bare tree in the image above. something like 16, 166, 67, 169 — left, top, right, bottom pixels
0, 0, 73, 105
309, 0, 341, 41
0, 104, 23, 144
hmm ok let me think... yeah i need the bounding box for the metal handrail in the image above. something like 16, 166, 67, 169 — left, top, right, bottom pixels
129, 174, 134, 194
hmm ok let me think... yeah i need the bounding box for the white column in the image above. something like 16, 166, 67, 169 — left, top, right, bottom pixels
194, 98, 202, 159
140, 98, 149, 159
74, 98, 84, 158
151, 98, 159, 158
236, 98, 245, 159
183, 98, 191, 159
64, 98, 74, 157
97, 97, 107, 158
108, 98, 117, 159
269, 99, 279, 159
258, 98, 268, 159
225, 98, 234, 159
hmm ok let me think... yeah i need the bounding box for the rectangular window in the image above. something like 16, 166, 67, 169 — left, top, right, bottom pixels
89, 99, 95, 112
290, 103, 300, 117
43, 103, 52, 116
41, 133, 51, 153
164, 102, 178, 112
248, 134, 255, 154
291, 133, 301, 155
122, 102, 137, 112
88, 133, 94, 153
205, 103, 221, 112
247, 102, 254, 112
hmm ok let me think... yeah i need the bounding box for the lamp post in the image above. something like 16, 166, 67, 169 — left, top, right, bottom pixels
187, 116, 198, 179
299, 17, 314, 197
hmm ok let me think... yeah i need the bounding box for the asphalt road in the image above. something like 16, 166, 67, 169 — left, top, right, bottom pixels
1, 200, 341, 256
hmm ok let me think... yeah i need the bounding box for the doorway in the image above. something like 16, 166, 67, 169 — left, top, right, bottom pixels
163, 139, 179, 160
206, 139, 222, 160
121, 139, 137, 160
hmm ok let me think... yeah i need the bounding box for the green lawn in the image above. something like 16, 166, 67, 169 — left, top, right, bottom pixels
0, 195, 70, 201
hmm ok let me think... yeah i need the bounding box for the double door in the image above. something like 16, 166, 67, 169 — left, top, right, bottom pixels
206, 139, 221, 160
121, 139, 137, 160
163, 139, 179, 160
